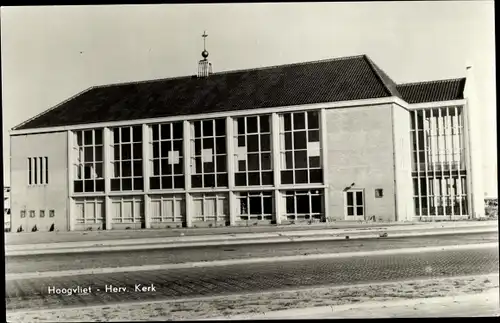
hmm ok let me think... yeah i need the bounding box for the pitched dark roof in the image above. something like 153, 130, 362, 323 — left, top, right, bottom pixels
397, 78, 466, 104
13, 55, 465, 131
14, 55, 402, 130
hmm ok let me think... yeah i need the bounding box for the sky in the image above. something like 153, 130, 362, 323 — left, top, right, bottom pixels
1, 2, 497, 196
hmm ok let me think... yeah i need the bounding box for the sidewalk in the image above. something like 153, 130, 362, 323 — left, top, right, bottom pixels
5, 221, 497, 256
6, 220, 497, 245
215, 288, 499, 319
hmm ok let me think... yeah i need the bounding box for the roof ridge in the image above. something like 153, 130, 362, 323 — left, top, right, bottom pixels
209, 54, 366, 76
11, 86, 96, 131
92, 54, 367, 89
398, 77, 465, 87
363, 55, 401, 97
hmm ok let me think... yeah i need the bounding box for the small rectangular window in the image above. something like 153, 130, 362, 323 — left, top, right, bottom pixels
40, 210, 45, 217
375, 188, 384, 198
20, 210, 26, 218
29, 210, 36, 218
49, 210, 55, 217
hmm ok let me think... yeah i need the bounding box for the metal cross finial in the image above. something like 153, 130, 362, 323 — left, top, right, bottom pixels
202, 31, 208, 50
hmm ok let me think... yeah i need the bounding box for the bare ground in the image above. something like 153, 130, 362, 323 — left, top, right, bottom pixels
7, 273, 499, 322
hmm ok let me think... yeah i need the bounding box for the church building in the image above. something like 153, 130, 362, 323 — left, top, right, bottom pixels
9, 35, 485, 232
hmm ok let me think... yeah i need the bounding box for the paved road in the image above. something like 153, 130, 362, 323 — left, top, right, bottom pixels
6, 244, 499, 311
6, 232, 498, 274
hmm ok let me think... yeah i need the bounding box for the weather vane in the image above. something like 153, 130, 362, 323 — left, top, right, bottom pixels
201, 31, 209, 60
202, 31, 208, 51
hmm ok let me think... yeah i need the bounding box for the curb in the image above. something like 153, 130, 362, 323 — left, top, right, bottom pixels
6, 242, 497, 281
5, 227, 498, 257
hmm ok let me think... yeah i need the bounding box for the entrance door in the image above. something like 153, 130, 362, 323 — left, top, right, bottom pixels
345, 190, 365, 220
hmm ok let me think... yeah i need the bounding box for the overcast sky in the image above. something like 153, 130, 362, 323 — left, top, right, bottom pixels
1, 2, 496, 196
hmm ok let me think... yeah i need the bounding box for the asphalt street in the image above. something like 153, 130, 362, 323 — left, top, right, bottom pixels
5, 244, 499, 311
6, 232, 498, 274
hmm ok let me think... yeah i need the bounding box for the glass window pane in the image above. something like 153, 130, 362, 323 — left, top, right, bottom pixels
84, 147, 94, 162
294, 151, 307, 168
294, 131, 307, 149
216, 156, 226, 172
247, 117, 258, 133
347, 206, 354, 216
133, 126, 142, 142
94, 130, 103, 145
295, 170, 308, 183
286, 196, 295, 213
122, 144, 132, 160
309, 169, 323, 183
235, 173, 246, 186
217, 174, 228, 187
357, 207, 364, 216
260, 116, 270, 133
248, 173, 260, 185
247, 135, 259, 152
284, 114, 292, 131
133, 161, 142, 177
248, 154, 260, 171
194, 121, 201, 138
296, 194, 310, 214
133, 143, 142, 159
122, 161, 132, 177
161, 124, 171, 140
356, 192, 363, 206
152, 125, 160, 141
347, 192, 353, 206
237, 118, 245, 135
293, 112, 305, 130
121, 127, 131, 142
307, 111, 320, 129
309, 156, 320, 168
281, 171, 293, 184
192, 175, 202, 188
84, 130, 93, 145
261, 153, 272, 170
311, 194, 322, 213
203, 120, 213, 136
260, 134, 271, 151
204, 174, 215, 187
215, 119, 226, 136
216, 137, 226, 154
173, 122, 183, 139
308, 130, 320, 142
262, 171, 273, 185
95, 146, 103, 162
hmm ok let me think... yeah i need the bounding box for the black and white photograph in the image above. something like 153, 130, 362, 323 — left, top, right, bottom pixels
2, 1, 498, 321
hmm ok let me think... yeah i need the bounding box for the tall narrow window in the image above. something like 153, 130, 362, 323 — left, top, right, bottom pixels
110, 126, 144, 192
149, 122, 184, 190
191, 119, 228, 188
280, 111, 323, 184
28, 158, 32, 185
234, 115, 273, 186
73, 129, 105, 193
34, 157, 38, 185
45, 157, 49, 184
39, 157, 44, 184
